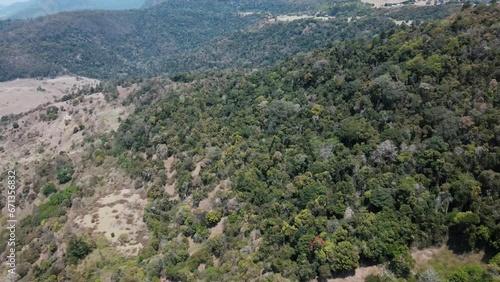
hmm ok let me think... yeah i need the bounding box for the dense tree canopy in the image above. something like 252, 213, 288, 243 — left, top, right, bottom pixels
109, 4, 500, 281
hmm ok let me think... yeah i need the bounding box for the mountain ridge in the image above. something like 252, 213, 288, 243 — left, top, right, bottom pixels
0, 0, 145, 19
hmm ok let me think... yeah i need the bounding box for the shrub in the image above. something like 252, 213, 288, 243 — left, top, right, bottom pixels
56, 165, 74, 184
205, 211, 222, 226
67, 236, 95, 264
42, 183, 57, 197
46, 106, 59, 121
48, 244, 57, 253
449, 265, 493, 282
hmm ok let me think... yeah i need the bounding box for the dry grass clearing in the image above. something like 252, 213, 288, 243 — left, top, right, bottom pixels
361, 0, 435, 8
0, 80, 144, 260
326, 266, 384, 282
0, 76, 99, 116
412, 245, 486, 278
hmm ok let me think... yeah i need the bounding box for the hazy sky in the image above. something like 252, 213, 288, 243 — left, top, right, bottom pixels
0, 0, 30, 6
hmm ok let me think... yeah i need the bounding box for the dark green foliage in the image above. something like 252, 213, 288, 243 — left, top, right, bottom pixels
388, 247, 415, 278
330, 241, 360, 272
449, 265, 493, 282
369, 188, 395, 211
42, 183, 57, 197
67, 236, 95, 264
45, 106, 59, 121
56, 165, 74, 184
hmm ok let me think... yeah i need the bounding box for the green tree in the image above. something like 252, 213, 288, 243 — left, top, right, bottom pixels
330, 241, 360, 272
388, 247, 414, 278
67, 236, 95, 264
205, 211, 222, 226
57, 165, 74, 184
42, 183, 57, 197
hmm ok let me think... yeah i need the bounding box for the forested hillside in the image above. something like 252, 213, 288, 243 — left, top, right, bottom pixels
0, 0, 458, 82
90, 4, 499, 281
163, 2, 459, 75
1, 2, 500, 282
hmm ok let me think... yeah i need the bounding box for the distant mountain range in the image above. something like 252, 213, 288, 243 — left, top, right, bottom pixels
0, 0, 145, 19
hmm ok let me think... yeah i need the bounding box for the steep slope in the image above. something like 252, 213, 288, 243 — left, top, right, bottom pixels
1, 4, 499, 282
0, 0, 340, 82
0, 80, 146, 282
107, 5, 499, 281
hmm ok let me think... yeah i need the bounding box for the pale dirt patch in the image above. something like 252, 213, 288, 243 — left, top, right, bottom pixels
209, 217, 225, 239
89, 94, 134, 134
73, 187, 148, 257
238, 11, 257, 16
0, 92, 132, 163
117, 243, 143, 257
411, 246, 444, 266
116, 84, 138, 103
191, 159, 206, 178
0, 83, 143, 260
0, 76, 99, 116
196, 179, 230, 212
0, 77, 150, 281
361, 0, 436, 8
392, 19, 414, 25
0, 91, 133, 222
213, 256, 220, 267
164, 156, 176, 178
361, 0, 407, 8
327, 266, 384, 282
269, 15, 334, 22
414, 0, 435, 5
188, 237, 203, 256
164, 156, 177, 196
